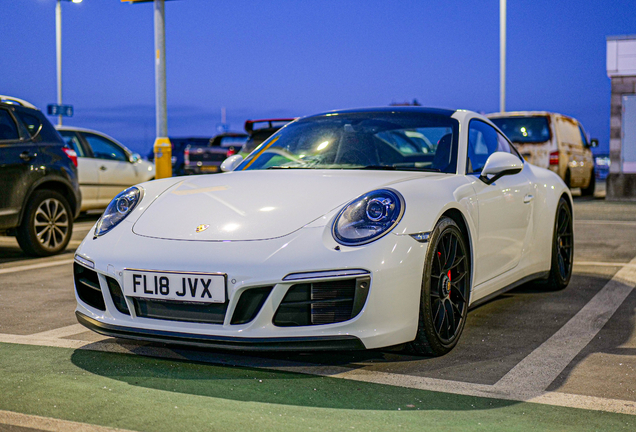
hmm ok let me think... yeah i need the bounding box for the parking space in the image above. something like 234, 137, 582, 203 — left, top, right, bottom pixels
0, 197, 635, 430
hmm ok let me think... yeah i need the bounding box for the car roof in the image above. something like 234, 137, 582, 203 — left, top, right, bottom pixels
55, 125, 134, 154
56, 125, 106, 134
214, 132, 248, 137
487, 111, 559, 118
305, 106, 458, 119
0, 95, 38, 109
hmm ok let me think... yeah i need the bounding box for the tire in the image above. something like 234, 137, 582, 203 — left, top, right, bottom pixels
406, 217, 471, 356
580, 170, 595, 196
564, 169, 571, 189
16, 190, 73, 257
541, 197, 574, 290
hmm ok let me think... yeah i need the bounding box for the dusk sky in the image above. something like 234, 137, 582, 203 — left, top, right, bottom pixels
3, 0, 635, 155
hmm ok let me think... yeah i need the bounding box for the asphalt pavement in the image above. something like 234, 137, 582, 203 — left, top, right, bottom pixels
0, 190, 635, 431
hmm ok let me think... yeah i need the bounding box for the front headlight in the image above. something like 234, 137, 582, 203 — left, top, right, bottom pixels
94, 187, 142, 237
332, 189, 404, 246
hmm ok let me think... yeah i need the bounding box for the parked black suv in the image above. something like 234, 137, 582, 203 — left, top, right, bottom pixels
0, 96, 81, 256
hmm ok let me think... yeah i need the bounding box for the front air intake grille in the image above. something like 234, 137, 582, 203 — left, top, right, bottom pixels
105, 277, 130, 316
133, 298, 227, 324
230, 286, 273, 325
73, 262, 106, 311
273, 276, 370, 327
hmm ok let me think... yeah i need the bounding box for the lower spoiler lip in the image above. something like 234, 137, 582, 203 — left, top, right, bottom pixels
76, 311, 366, 352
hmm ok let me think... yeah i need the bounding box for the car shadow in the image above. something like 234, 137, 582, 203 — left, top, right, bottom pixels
69, 343, 520, 411
70, 273, 635, 407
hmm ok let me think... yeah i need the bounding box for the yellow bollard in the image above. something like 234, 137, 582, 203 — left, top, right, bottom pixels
153, 137, 172, 179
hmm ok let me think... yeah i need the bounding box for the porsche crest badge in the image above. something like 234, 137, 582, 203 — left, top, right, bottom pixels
195, 224, 210, 233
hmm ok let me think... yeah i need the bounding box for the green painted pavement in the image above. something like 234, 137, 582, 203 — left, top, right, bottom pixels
0, 342, 633, 431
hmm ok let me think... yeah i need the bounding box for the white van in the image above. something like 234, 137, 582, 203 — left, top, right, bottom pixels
487, 111, 597, 195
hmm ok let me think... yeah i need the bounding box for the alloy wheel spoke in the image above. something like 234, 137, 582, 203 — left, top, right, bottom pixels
41, 228, 52, 246
444, 237, 458, 271
450, 300, 462, 319
452, 270, 466, 284
434, 301, 444, 334
53, 226, 66, 240
445, 300, 455, 338
35, 208, 50, 222
451, 283, 466, 303
53, 209, 67, 223
448, 255, 465, 272
557, 210, 567, 232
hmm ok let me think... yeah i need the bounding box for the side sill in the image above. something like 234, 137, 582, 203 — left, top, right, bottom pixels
76, 311, 366, 352
469, 271, 549, 310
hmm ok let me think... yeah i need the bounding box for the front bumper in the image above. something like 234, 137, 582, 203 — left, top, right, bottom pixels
74, 222, 428, 350
76, 311, 365, 351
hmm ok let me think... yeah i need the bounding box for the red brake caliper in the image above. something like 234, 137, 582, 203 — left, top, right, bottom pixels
447, 270, 451, 296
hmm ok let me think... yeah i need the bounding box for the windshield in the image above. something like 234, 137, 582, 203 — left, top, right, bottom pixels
490, 116, 551, 144
237, 112, 459, 173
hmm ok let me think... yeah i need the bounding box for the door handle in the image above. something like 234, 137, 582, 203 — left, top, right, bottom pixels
19, 151, 33, 161
100, 166, 107, 171
524, 194, 534, 204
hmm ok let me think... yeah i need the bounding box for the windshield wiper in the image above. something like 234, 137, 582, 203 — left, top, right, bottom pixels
266, 165, 308, 169
359, 165, 442, 172
359, 165, 397, 170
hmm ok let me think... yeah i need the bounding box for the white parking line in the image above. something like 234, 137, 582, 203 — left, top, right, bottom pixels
575, 220, 636, 226
30, 324, 86, 339
494, 255, 636, 395
574, 260, 636, 269
0, 259, 73, 275
0, 409, 130, 432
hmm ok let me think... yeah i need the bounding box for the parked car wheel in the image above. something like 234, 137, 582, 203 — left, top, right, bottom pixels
16, 190, 73, 257
407, 217, 471, 356
541, 197, 573, 290
581, 170, 595, 196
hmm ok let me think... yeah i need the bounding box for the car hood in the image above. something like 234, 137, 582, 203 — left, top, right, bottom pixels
132, 170, 430, 241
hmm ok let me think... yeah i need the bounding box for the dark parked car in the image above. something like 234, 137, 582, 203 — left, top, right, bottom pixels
183, 132, 248, 174
0, 96, 81, 256
240, 118, 296, 156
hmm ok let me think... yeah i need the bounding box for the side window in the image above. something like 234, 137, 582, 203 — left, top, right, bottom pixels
14, 112, 42, 138
467, 120, 521, 173
58, 131, 86, 157
0, 109, 20, 141
578, 125, 589, 147
467, 120, 499, 173
83, 133, 128, 162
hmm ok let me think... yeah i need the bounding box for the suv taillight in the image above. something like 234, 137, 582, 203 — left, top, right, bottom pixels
62, 147, 78, 167
184, 148, 190, 164
549, 151, 559, 166
226, 147, 237, 157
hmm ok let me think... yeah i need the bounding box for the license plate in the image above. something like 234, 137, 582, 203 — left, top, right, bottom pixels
200, 165, 219, 173
123, 270, 226, 303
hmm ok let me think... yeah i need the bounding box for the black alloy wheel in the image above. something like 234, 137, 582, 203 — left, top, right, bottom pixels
542, 197, 574, 290
16, 190, 73, 257
407, 217, 470, 356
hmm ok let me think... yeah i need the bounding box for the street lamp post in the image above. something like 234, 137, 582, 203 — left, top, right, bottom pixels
500, 0, 506, 113
55, 0, 82, 127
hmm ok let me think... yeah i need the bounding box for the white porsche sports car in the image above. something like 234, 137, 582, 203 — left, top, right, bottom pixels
73, 108, 573, 356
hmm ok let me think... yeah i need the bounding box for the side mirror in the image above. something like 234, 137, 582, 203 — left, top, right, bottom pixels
220, 154, 244, 172
479, 152, 523, 185
590, 138, 599, 148
129, 153, 141, 163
